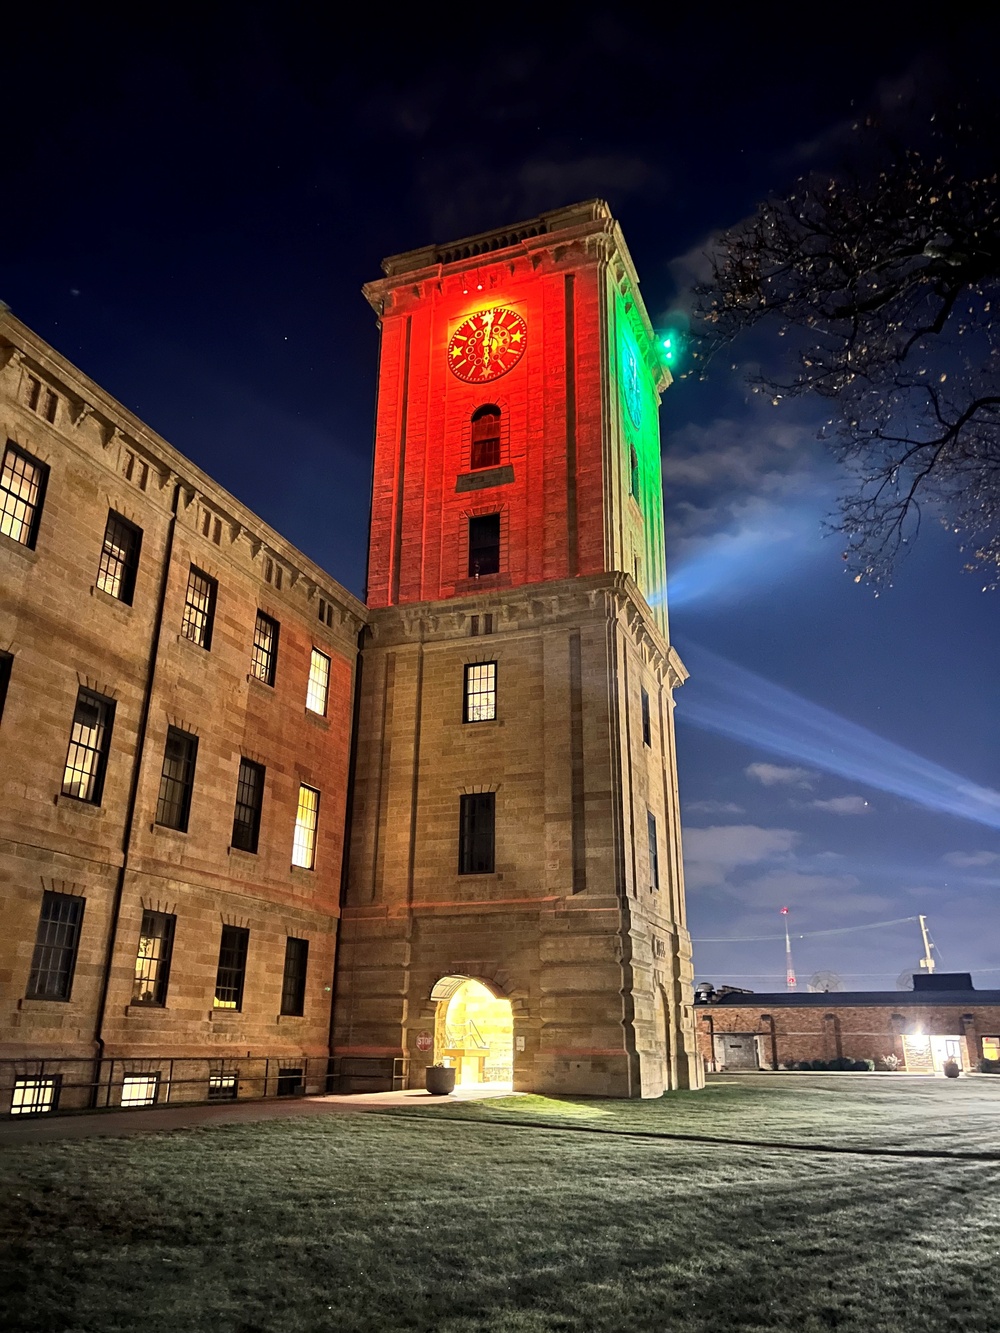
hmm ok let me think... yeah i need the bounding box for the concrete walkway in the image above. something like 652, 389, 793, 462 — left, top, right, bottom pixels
0, 1084, 521, 1145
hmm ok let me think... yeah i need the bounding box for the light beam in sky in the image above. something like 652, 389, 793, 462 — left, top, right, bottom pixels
677, 641, 1000, 831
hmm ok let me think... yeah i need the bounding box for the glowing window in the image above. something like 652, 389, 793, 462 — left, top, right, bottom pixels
471, 405, 501, 470
306, 649, 331, 715
250, 612, 279, 685
11, 1076, 61, 1116
96, 510, 142, 603
464, 662, 496, 723
181, 566, 217, 649
1, 442, 48, 548
214, 925, 249, 1010
156, 728, 198, 831
132, 910, 175, 1006
61, 689, 115, 803
208, 1072, 238, 1100
292, 785, 320, 869
121, 1074, 160, 1108
27, 892, 84, 1000
984, 1037, 1000, 1061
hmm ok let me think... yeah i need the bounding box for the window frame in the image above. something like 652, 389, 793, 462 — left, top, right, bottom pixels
641, 687, 651, 747
61, 689, 115, 804
0, 441, 49, 549
463, 662, 497, 723
470, 404, 502, 471
280, 937, 309, 1017
231, 757, 265, 854
96, 509, 142, 604
459, 792, 495, 875
214, 925, 249, 1011
155, 727, 198, 832
11, 1075, 62, 1116
26, 891, 85, 1001
647, 810, 660, 891
180, 565, 217, 650
468, 513, 501, 578
292, 784, 320, 870
306, 648, 331, 716
121, 1073, 161, 1108
250, 611, 279, 686
132, 910, 176, 1007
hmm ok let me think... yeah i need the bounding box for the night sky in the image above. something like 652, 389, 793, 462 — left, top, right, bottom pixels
5, 12, 997, 993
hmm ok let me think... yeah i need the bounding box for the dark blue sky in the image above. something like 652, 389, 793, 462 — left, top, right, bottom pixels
4, 11, 997, 992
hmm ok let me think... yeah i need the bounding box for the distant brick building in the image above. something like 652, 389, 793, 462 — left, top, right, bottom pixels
695, 974, 1000, 1074
0, 200, 702, 1115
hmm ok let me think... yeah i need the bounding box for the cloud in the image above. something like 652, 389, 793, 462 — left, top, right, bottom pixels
684, 800, 745, 815
809, 796, 871, 815
683, 824, 798, 891
941, 850, 1000, 868
745, 763, 816, 788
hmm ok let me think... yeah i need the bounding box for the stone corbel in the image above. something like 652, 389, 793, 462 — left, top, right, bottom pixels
72, 401, 92, 430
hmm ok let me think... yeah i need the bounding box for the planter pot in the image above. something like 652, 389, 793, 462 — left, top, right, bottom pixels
943, 1060, 961, 1079
425, 1065, 456, 1096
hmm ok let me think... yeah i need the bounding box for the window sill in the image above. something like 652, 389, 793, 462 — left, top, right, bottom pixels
290, 864, 316, 877
175, 632, 212, 655
247, 673, 275, 693
304, 709, 330, 730
456, 465, 515, 493
227, 844, 259, 859
0, 530, 39, 561
54, 793, 104, 815
126, 1001, 167, 1014
90, 584, 134, 614
151, 821, 189, 837
462, 717, 503, 729
209, 1007, 243, 1020
455, 573, 510, 594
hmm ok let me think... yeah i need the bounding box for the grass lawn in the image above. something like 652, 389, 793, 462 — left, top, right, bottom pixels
1, 1077, 998, 1333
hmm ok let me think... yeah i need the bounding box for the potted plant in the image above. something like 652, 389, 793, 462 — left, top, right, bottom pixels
425, 1063, 456, 1096
943, 1058, 961, 1078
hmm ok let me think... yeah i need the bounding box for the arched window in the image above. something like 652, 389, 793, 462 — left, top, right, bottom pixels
470, 405, 501, 470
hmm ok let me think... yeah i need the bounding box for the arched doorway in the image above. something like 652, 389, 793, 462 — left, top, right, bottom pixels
431, 976, 513, 1089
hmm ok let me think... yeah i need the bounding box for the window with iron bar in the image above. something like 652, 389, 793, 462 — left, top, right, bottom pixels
132, 910, 175, 1006
292, 785, 320, 869
306, 648, 330, 715
214, 925, 249, 1010
11, 1075, 61, 1115
231, 758, 265, 853
96, 510, 142, 604
1, 442, 48, 548
121, 1073, 161, 1108
208, 1072, 238, 1100
463, 662, 496, 723
26, 892, 84, 1000
280, 937, 309, 1017
155, 727, 197, 831
250, 611, 279, 685
61, 689, 115, 803
181, 566, 217, 649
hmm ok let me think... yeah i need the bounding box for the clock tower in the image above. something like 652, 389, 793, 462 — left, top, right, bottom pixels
333, 200, 702, 1097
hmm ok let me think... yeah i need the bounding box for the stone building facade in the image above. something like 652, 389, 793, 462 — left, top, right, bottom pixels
696, 975, 1000, 1074
0, 200, 701, 1115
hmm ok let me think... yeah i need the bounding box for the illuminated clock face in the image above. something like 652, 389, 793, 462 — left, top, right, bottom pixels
622, 342, 643, 428
448, 307, 527, 383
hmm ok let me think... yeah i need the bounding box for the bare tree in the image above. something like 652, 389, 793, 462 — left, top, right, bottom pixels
692, 133, 1000, 583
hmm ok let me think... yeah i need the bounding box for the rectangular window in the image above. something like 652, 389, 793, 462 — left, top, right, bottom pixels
0, 651, 12, 724
468, 514, 500, 577
208, 1072, 238, 1101
121, 1073, 160, 1108
61, 689, 115, 803
464, 662, 497, 723
1, 442, 48, 548
132, 910, 175, 1006
641, 688, 651, 747
232, 758, 265, 853
629, 445, 640, 499
280, 937, 309, 1017
155, 728, 198, 831
26, 376, 58, 423
11, 1076, 61, 1116
647, 811, 659, 891
181, 566, 217, 649
471, 409, 501, 470
250, 611, 279, 686
96, 510, 142, 604
214, 925, 249, 1010
459, 793, 495, 874
292, 785, 320, 869
983, 1037, 1000, 1062
277, 1067, 304, 1097
306, 648, 331, 715
26, 891, 84, 1000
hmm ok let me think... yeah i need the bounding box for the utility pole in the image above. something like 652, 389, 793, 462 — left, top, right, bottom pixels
918, 915, 936, 974
781, 906, 797, 990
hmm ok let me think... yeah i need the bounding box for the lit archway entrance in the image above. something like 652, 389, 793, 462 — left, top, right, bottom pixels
432, 977, 513, 1089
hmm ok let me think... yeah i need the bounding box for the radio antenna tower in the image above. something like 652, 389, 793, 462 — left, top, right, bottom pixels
781, 906, 797, 990
918, 915, 937, 974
